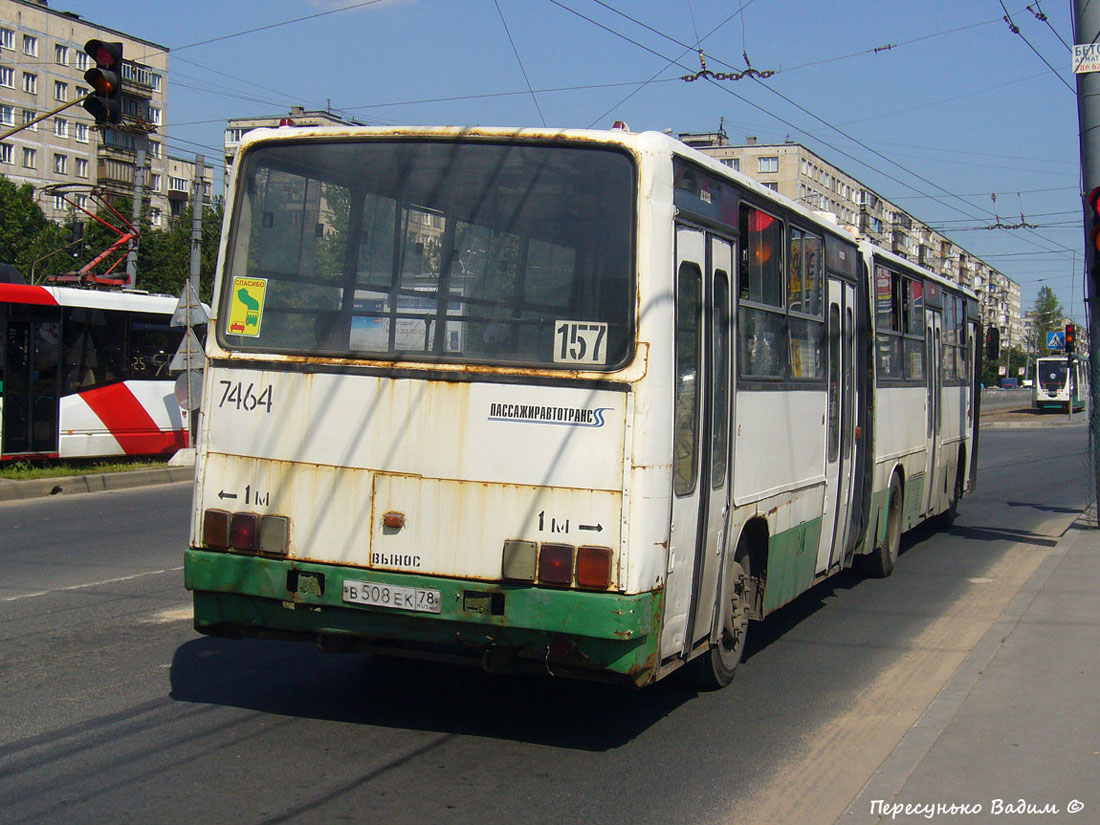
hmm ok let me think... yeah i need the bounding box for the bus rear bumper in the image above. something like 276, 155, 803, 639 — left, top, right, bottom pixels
185, 550, 662, 687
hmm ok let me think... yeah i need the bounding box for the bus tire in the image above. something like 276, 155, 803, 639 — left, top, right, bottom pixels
937, 459, 964, 529
686, 546, 751, 690
865, 475, 902, 578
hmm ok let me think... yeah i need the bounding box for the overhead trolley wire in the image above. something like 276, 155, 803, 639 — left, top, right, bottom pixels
172, 0, 389, 53
998, 0, 1075, 92
494, 0, 547, 127
549, 0, 1075, 261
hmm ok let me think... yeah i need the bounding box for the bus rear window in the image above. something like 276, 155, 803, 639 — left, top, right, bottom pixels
220, 139, 635, 369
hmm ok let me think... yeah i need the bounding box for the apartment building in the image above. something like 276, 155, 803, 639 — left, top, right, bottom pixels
223, 106, 364, 191
163, 154, 214, 224
680, 129, 1024, 342
0, 0, 168, 222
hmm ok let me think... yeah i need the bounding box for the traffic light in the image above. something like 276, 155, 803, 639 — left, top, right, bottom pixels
1065, 322, 1077, 354
985, 326, 1000, 360
81, 40, 123, 125
1087, 187, 1100, 291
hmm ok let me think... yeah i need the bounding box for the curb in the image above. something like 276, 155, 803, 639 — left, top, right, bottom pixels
0, 466, 194, 502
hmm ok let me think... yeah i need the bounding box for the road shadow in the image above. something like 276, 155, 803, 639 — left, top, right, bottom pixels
1005, 500, 1084, 515
169, 636, 696, 751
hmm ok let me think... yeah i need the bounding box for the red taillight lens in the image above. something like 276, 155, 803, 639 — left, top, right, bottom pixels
538, 543, 574, 586
230, 512, 259, 551
576, 546, 613, 589
202, 509, 231, 550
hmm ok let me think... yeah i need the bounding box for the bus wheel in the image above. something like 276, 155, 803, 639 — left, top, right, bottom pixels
865, 476, 902, 578
686, 548, 751, 690
938, 461, 964, 529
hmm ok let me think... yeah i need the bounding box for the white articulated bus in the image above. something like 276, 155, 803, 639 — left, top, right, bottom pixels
185, 127, 981, 688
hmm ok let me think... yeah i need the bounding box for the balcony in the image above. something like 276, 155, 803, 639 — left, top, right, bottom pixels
120, 61, 157, 99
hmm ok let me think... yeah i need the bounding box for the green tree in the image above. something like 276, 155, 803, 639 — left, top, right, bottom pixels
0, 174, 71, 282
1031, 286, 1065, 354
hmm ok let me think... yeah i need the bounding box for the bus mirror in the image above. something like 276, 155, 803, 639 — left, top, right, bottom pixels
984, 327, 1000, 360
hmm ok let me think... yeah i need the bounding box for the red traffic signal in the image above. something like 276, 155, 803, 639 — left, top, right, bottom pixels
1065, 323, 1077, 354
81, 40, 123, 125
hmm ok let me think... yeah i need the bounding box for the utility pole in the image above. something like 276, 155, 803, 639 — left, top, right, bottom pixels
189, 154, 204, 297
1074, 0, 1100, 516
125, 133, 147, 288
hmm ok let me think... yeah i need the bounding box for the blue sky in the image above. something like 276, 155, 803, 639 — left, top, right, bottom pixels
63, 0, 1083, 323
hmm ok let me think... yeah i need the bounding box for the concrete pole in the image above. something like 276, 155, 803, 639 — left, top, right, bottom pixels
190, 154, 204, 296
1074, 0, 1100, 515
125, 133, 147, 289
186, 154, 205, 442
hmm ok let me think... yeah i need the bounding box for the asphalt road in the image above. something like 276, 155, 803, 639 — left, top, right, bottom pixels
0, 421, 1090, 825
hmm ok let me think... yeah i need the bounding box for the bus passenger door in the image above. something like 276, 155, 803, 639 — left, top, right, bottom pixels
817, 278, 856, 572
662, 227, 733, 661
1, 309, 61, 456
924, 310, 942, 515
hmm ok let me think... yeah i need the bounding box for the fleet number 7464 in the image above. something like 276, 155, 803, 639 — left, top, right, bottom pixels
218, 380, 273, 413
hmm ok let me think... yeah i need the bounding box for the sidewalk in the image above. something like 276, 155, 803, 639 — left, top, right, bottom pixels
0, 464, 193, 502
841, 504, 1100, 824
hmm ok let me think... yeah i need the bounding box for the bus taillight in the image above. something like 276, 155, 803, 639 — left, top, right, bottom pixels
202, 508, 289, 556
203, 509, 231, 550
538, 544, 574, 585
230, 513, 260, 552
576, 546, 613, 589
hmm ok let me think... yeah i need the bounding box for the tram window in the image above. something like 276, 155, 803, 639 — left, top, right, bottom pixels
739, 205, 783, 307
674, 262, 701, 497
61, 307, 124, 391
130, 315, 182, 379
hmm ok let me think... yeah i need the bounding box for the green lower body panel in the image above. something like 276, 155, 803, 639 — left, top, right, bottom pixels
762, 517, 823, 614
185, 550, 661, 686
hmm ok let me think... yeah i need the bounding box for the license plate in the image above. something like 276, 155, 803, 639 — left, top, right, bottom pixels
342, 579, 442, 614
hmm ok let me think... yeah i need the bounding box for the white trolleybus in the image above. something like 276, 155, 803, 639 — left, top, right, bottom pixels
1033, 354, 1087, 413
186, 127, 982, 688
1, 284, 192, 462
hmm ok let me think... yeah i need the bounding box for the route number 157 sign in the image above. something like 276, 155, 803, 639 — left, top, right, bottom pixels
554, 320, 608, 365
